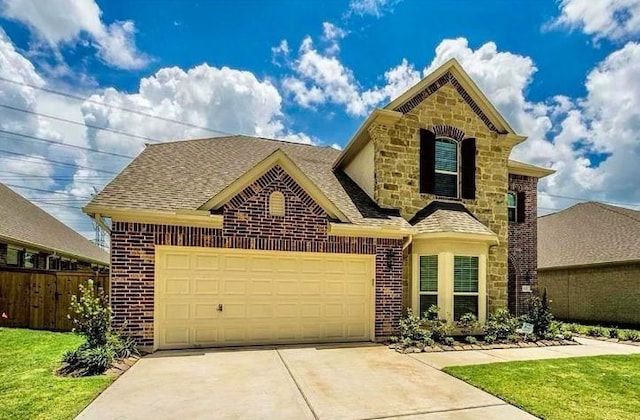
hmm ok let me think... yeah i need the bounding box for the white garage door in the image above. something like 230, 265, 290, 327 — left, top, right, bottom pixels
155, 247, 374, 349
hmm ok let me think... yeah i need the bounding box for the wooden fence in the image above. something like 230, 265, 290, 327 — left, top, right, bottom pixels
0, 268, 109, 331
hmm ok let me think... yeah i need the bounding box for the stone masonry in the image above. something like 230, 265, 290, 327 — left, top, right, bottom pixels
369, 79, 514, 311
110, 165, 403, 347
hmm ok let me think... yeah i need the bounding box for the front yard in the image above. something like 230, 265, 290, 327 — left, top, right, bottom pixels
0, 328, 113, 420
445, 354, 640, 420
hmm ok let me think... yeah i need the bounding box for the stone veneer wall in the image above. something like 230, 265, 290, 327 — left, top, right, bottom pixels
110, 165, 403, 347
369, 82, 513, 311
508, 174, 539, 315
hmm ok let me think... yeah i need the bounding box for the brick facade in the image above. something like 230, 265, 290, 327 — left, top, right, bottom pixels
110, 165, 403, 347
507, 174, 538, 315
539, 263, 640, 326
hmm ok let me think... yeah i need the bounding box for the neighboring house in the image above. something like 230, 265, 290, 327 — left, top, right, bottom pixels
0, 182, 109, 271
538, 202, 640, 326
84, 58, 553, 351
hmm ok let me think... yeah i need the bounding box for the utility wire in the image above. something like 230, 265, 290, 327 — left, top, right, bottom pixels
539, 191, 640, 208
0, 129, 136, 159
0, 149, 119, 174
0, 103, 161, 143
0, 76, 235, 136
4, 183, 92, 198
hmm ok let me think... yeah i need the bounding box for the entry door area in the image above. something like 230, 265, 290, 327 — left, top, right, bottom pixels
154, 247, 374, 349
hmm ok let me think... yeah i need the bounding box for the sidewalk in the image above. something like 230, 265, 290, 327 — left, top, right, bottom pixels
409, 337, 640, 369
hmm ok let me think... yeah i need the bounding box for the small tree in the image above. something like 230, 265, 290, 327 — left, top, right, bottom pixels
68, 280, 111, 348
525, 288, 554, 339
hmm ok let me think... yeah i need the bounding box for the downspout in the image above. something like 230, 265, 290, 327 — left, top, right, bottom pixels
93, 213, 111, 235
402, 234, 413, 251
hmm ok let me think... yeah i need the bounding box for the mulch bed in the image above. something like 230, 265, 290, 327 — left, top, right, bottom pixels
105, 356, 140, 378
575, 335, 640, 347
390, 339, 578, 354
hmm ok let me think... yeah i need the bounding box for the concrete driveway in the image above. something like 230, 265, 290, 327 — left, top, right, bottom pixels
77, 344, 534, 420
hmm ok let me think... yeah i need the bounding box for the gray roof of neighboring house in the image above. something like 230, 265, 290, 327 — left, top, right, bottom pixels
87, 135, 409, 228
538, 201, 640, 269
0, 183, 109, 265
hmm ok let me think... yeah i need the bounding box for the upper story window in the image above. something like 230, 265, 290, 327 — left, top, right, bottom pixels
508, 191, 526, 223
268, 191, 285, 216
419, 128, 476, 199
507, 192, 517, 222
435, 138, 458, 197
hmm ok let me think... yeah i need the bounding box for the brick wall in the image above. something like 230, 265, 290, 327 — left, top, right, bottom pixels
507, 173, 538, 315
110, 165, 403, 347
539, 263, 640, 326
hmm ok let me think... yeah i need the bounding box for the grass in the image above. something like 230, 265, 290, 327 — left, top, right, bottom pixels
444, 355, 640, 420
0, 328, 113, 420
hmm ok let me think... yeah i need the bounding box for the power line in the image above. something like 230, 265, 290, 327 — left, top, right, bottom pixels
539, 191, 640, 209
0, 76, 234, 136
4, 182, 92, 198
0, 103, 162, 144
0, 129, 136, 159
0, 149, 119, 174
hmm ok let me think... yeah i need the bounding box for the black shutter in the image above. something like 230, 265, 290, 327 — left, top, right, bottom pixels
517, 191, 526, 223
460, 138, 476, 199
419, 129, 436, 194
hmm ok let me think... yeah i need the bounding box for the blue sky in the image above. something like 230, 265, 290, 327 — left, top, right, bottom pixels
0, 0, 639, 239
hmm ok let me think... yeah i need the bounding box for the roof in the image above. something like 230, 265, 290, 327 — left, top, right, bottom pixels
538, 202, 640, 269
86, 135, 409, 229
0, 183, 109, 265
409, 201, 496, 237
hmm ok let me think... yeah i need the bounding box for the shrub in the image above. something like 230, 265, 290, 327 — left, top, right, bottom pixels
391, 310, 433, 349
562, 330, 574, 340
457, 313, 479, 335
61, 280, 138, 377
484, 334, 496, 344
422, 305, 439, 321
465, 336, 477, 345
422, 306, 453, 344
624, 330, 640, 342
525, 289, 554, 339
484, 308, 520, 341
507, 333, 522, 343
587, 326, 606, 337
68, 280, 111, 348
609, 328, 620, 339
443, 336, 455, 346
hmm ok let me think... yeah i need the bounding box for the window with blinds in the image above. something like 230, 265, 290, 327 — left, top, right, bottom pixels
419, 255, 438, 315
453, 256, 479, 320
434, 138, 458, 197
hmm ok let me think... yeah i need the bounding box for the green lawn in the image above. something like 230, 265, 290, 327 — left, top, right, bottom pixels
0, 328, 113, 420
444, 355, 640, 420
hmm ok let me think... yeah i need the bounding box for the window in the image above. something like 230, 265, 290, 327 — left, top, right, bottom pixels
507, 192, 517, 222
268, 191, 285, 216
434, 138, 458, 197
453, 256, 479, 320
419, 255, 438, 315
6, 246, 21, 266
23, 251, 37, 269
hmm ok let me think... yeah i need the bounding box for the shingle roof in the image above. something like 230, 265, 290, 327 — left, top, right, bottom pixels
0, 183, 109, 265
87, 135, 409, 228
538, 202, 640, 269
413, 210, 495, 235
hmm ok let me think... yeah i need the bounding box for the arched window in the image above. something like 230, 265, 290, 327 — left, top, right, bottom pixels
434, 137, 458, 197
269, 191, 285, 216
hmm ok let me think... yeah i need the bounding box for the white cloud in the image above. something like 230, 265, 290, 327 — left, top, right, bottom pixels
322, 22, 347, 55
550, 0, 640, 41
347, 0, 400, 18
1, 0, 149, 69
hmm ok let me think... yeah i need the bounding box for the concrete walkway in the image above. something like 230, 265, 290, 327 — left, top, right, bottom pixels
409, 337, 640, 369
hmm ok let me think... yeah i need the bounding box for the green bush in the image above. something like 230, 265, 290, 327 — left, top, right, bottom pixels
422, 306, 453, 344
457, 313, 479, 335
624, 330, 640, 342
61, 280, 138, 376
484, 308, 520, 341
609, 328, 620, 339
525, 289, 554, 339
443, 336, 455, 346
68, 280, 111, 348
587, 326, 606, 337
465, 336, 477, 344
392, 310, 433, 348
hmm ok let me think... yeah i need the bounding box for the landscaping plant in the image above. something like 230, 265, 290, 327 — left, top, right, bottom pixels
60, 280, 138, 377
524, 289, 554, 339
422, 305, 453, 344
483, 308, 520, 342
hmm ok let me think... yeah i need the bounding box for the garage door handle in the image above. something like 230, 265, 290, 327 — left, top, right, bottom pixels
217, 304, 223, 312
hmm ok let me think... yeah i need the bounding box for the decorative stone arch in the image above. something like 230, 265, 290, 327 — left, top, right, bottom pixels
431, 125, 466, 142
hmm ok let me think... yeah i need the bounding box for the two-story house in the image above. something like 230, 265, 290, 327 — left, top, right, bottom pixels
85, 59, 553, 351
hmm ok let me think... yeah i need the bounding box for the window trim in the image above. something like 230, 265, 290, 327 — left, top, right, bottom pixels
507, 191, 517, 223
434, 137, 460, 198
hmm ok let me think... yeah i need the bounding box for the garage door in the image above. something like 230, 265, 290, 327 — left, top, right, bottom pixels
155, 247, 374, 349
